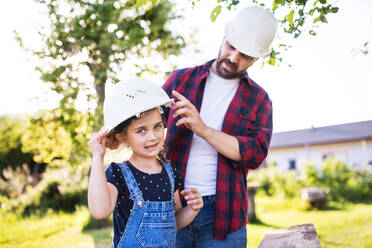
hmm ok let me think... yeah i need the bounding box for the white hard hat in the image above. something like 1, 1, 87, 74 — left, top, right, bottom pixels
225, 5, 278, 58
103, 78, 173, 132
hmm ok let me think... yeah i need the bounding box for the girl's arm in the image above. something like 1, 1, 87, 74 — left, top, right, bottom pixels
88, 128, 118, 219
174, 188, 203, 230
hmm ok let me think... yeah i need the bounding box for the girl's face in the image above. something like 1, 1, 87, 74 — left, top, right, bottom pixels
122, 108, 165, 161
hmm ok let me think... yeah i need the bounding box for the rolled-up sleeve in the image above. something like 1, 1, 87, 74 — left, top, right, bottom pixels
232, 99, 272, 169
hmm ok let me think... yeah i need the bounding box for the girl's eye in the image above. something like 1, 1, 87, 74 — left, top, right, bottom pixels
155, 124, 163, 129
137, 129, 146, 134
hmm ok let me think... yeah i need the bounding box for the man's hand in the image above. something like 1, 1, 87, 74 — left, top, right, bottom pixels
172, 90, 210, 138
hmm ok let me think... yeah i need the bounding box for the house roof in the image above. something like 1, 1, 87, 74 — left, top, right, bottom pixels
270, 120, 372, 149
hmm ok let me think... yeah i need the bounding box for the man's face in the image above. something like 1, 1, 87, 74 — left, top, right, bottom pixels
214, 38, 258, 79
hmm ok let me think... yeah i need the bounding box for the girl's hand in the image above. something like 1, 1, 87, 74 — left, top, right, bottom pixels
181, 188, 203, 211
88, 127, 109, 158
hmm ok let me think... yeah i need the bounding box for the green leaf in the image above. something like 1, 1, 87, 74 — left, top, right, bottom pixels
272, 1, 278, 10
268, 57, 276, 66
320, 15, 328, 23
136, 0, 148, 9
330, 7, 339, 13
288, 10, 295, 27
274, 0, 286, 6
309, 30, 317, 36
210, 5, 222, 22
319, 0, 327, 4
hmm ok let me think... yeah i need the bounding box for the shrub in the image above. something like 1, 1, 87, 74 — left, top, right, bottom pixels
22, 180, 87, 216
2, 163, 90, 216
248, 166, 302, 198
250, 158, 372, 203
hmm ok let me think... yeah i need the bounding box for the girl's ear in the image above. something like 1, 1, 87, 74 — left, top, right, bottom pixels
115, 132, 126, 144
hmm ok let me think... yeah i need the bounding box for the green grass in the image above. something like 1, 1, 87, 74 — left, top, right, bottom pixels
247, 196, 372, 248
0, 207, 112, 248
1, 198, 371, 248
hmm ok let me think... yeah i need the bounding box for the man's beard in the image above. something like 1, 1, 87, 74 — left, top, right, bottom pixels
215, 57, 246, 79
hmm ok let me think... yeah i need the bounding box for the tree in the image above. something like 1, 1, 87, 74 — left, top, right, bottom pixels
18, 0, 185, 128
0, 115, 33, 180
15, 0, 185, 166
139, 0, 339, 66
21, 110, 73, 166
0, 112, 76, 185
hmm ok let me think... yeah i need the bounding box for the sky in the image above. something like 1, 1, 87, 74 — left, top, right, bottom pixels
0, 0, 371, 133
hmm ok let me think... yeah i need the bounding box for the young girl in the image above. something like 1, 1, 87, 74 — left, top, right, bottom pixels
88, 78, 203, 248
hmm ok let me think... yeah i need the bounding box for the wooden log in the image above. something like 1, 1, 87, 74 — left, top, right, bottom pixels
302, 187, 328, 209
247, 182, 261, 222
258, 223, 322, 248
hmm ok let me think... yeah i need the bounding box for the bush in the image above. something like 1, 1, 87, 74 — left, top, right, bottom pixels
248, 166, 303, 198
2, 163, 90, 216
22, 180, 87, 215
304, 159, 372, 202
250, 158, 372, 203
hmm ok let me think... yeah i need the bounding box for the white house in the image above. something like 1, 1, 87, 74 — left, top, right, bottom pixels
266, 120, 372, 172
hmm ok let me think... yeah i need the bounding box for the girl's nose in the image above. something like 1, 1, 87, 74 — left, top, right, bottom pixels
147, 130, 157, 140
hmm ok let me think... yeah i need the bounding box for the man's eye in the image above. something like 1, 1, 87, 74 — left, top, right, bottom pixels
226, 41, 233, 49
242, 53, 254, 60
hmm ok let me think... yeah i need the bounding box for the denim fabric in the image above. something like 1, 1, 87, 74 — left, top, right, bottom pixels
114, 162, 177, 248
176, 195, 247, 248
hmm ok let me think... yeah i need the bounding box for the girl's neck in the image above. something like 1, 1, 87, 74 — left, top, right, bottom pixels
129, 155, 162, 174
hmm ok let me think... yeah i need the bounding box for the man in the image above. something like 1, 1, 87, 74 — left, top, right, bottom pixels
162, 5, 278, 247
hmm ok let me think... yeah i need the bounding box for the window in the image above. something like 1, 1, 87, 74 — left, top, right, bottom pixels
289, 159, 296, 170
322, 152, 334, 160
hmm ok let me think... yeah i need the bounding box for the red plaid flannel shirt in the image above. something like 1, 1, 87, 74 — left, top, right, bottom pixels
162, 60, 272, 240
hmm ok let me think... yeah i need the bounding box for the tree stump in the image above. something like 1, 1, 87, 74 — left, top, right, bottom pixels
301, 187, 328, 209
258, 223, 322, 248
247, 182, 261, 222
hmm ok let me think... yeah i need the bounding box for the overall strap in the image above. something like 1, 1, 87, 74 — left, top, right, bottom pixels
162, 162, 175, 201
118, 162, 144, 208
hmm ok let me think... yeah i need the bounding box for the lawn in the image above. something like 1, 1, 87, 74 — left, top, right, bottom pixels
247, 197, 372, 248
1, 197, 371, 248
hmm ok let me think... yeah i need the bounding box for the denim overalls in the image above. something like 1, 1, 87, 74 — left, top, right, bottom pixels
113, 162, 177, 248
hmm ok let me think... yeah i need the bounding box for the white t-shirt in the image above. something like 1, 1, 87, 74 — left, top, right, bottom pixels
184, 70, 239, 196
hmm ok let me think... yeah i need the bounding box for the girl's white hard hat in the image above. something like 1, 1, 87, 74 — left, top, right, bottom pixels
103, 78, 173, 132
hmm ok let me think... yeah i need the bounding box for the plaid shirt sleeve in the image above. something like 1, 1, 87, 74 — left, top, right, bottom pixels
233, 94, 272, 169
162, 71, 175, 98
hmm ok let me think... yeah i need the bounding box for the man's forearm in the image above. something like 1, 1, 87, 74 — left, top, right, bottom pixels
200, 126, 242, 161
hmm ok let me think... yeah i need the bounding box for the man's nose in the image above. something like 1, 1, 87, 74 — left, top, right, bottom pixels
229, 50, 240, 64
